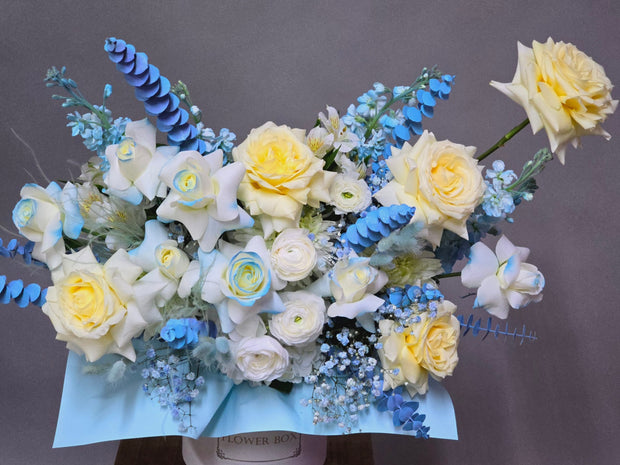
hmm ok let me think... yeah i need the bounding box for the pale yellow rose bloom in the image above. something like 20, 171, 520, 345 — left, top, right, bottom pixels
378, 300, 459, 396
233, 122, 336, 237
375, 131, 485, 246
42, 247, 157, 362
491, 38, 617, 164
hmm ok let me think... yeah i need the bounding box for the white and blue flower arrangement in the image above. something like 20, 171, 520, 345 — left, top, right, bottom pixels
2, 37, 616, 445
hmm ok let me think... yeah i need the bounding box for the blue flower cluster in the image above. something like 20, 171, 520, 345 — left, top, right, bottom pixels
481, 160, 517, 218
104, 38, 206, 153
141, 345, 205, 433
45, 66, 129, 158
344, 204, 416, 253
377, 284, 444, 330
307, 324, 381, 432
392, 75, 454, 148
434, 208, 503, 273
200, 127, 237, 158
160, 318, 209, 349
67, 107, 129, 157
375, 385, 429, 437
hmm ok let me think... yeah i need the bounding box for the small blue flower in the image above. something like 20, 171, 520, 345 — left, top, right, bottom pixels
160, 318, 207, 349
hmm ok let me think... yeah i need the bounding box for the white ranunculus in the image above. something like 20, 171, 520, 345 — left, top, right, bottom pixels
329, 174, 372, 214
461, 235, 545, 319
270, 228, 317, 281
235, 336, 290, 382
270, 292, 326, 346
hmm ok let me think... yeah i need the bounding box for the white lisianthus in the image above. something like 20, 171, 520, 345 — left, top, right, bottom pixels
270, 228, 317, 281
157, 149, 253, 252
42, 247, 161, 362
329, 174, 372, 214
104, 119, 179, 204
235, 336, 290, 382
270, 292, 326, 346
490, 38, 617, 164
461, 235, 545, 319
12, 182, 83, 269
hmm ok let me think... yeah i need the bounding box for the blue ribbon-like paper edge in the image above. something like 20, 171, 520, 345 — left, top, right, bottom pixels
53, 352, 457, 447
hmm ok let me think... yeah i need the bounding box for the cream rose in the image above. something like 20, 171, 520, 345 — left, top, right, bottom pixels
375, 130, 485, 246
378, 300, 459, 396
42, 247, 157, 362
327, 257, 388, 319
232, 122, 336, 237
270, 292, 326, 346
491, 38, 617, 164
155, 240, 190, 280
235, 335, 290, 382
270, 228, 317, 281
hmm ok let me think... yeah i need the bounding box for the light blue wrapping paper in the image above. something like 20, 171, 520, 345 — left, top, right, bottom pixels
53, 352, 457, 447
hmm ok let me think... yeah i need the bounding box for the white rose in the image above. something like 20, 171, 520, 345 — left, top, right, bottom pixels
12, 182, 83, 269
155, 240, 190, 280
329, 174, 372, 214
270, 228, 317, 281
156, 149, 252, 252
235, 336, 290, 382
270, 292, 326, 346
327, 257, 388, 319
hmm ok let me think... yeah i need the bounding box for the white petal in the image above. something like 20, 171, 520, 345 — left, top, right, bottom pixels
461, 241, 498, 288
128, 220, 170, 272
475, 276, 510, 319
327, 294, 384, 319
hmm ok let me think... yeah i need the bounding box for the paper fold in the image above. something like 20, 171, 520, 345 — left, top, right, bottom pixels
53, 352, 457, 448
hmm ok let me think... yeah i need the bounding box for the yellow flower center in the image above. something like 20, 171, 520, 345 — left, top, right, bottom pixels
116, 138, 136, 162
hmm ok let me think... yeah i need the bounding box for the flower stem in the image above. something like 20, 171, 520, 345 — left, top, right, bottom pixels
477, 118, 530, 162
432, 271, 461, 281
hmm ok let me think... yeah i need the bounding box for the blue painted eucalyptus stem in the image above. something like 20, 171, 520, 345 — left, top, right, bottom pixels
104, 38, 206, 153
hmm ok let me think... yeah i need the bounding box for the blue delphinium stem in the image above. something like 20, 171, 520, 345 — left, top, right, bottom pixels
104, 38, 206, 153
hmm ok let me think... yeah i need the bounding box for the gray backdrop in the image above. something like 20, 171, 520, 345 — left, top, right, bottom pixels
1, 1, 619, 464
